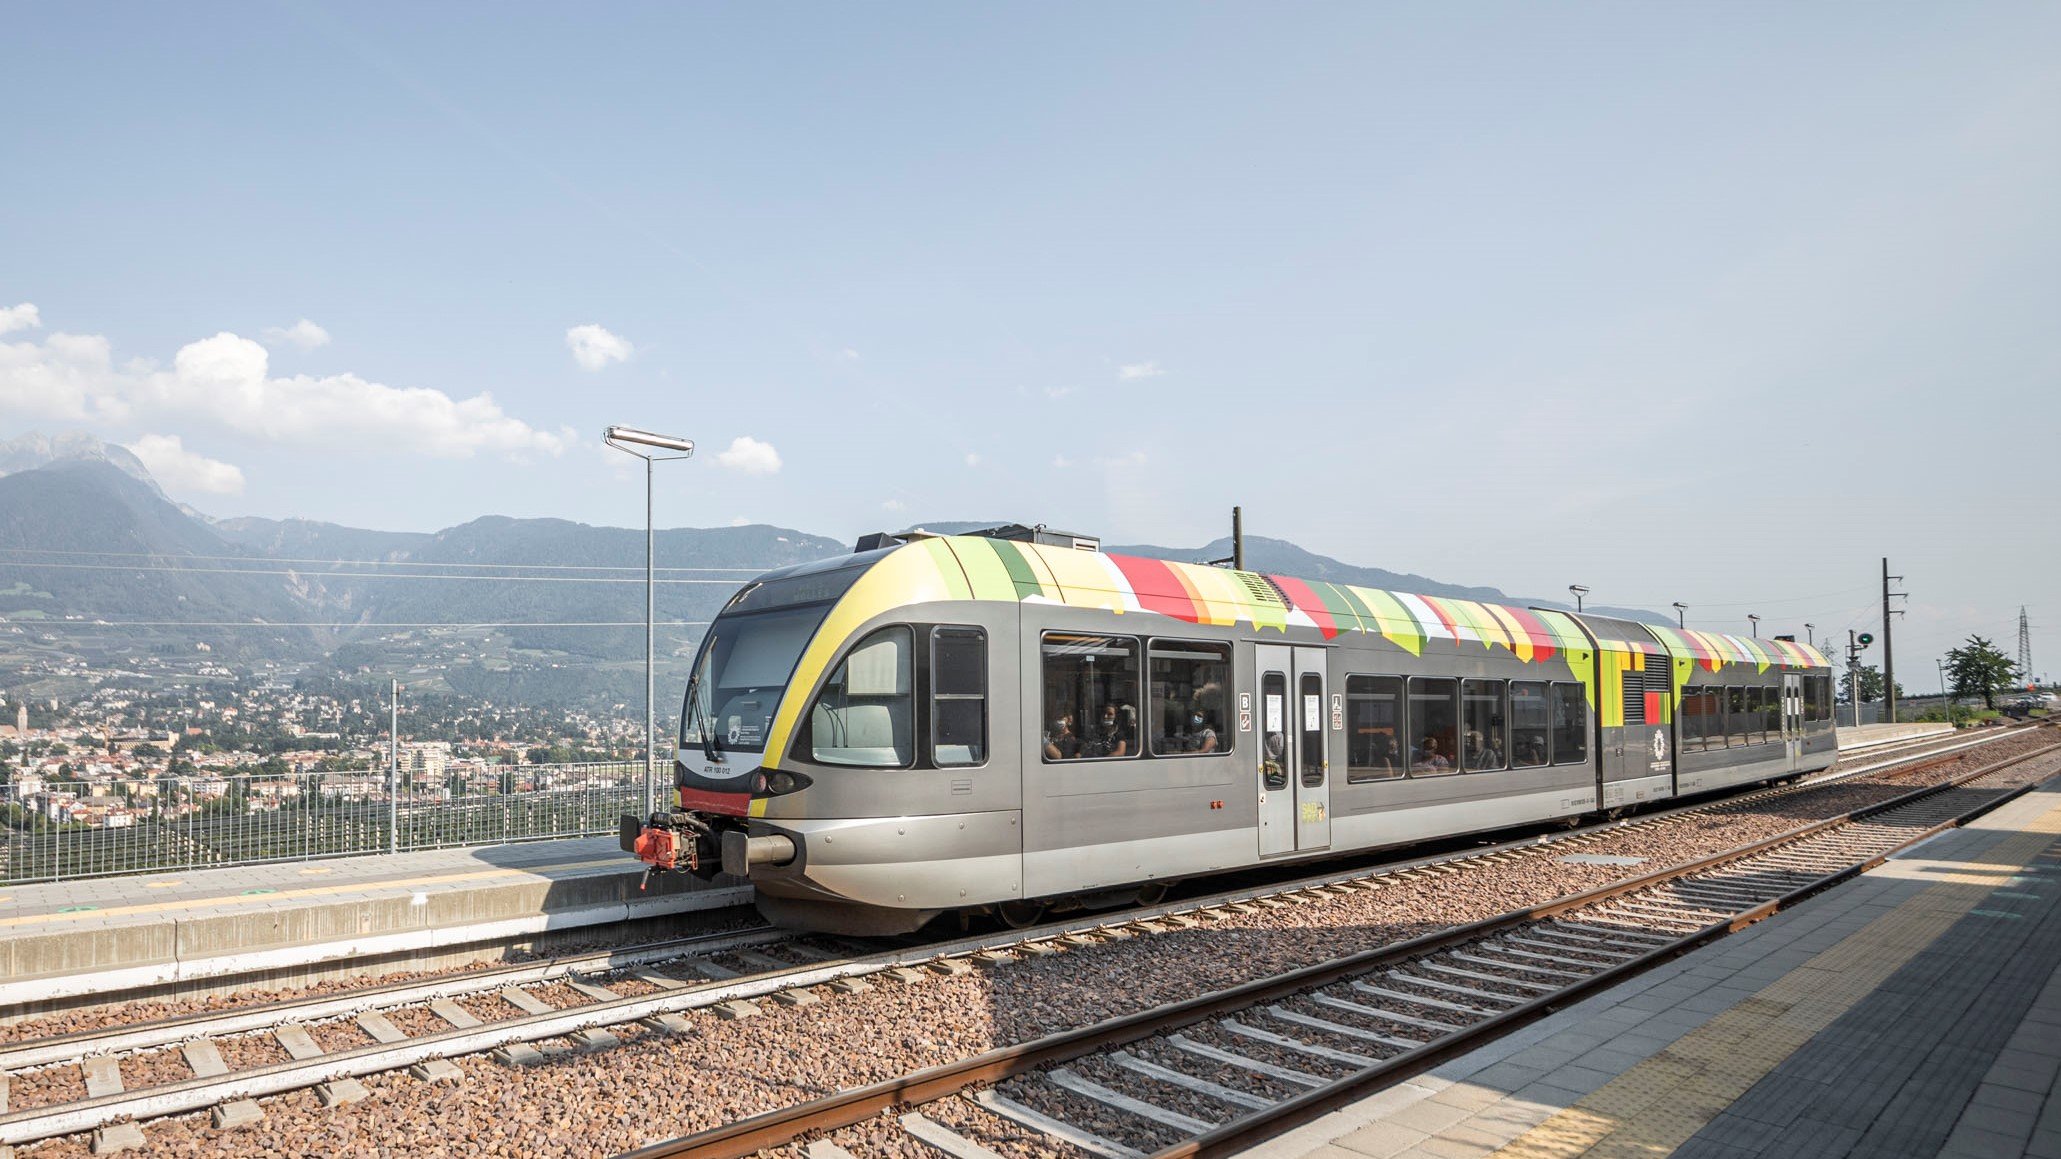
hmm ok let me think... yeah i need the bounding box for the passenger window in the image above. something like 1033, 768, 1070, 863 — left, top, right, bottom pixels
1684, 685, 1722, 751
931, 627, 986, 768
1346, 675, 1404, 782
1149, 641, 1231, 757
1551, 683, 1588, 764
1509, 682, 1549, 768
1261, 671, 1289, 790
1041, 633, 1139, 761
808, 626, 914, 767
1408, 677, 1459, 775
1727, 686, 1750, 747
1462, 679, 1506, 772
1761, 686, 1782, 739
1299, 672, 1326, 787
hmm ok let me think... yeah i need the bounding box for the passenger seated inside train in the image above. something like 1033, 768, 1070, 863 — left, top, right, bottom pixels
1412, 735, 1451, 771
1042, 716, 1080, 760
1083, 704, 1132, 758
1174, 702, 1220, 753
1464, 729, 1501, 771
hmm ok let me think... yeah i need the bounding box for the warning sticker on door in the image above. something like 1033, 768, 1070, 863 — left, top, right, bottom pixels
1304, 694, 1321, 731
1265, 694, 1283, 734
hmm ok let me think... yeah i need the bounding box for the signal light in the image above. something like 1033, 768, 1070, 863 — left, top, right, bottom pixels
1858, 633, 1874, 647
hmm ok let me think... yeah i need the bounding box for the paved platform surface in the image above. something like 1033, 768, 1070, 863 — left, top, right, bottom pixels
1250, 775, 2061, 1159
1838, 722, 1959, 750
0, 837, 748, 1003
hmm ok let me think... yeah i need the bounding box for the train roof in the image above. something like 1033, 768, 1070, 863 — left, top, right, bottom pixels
823, 536, 1828, 672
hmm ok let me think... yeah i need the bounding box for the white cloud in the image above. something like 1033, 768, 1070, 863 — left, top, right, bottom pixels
964, 452, 981, 467
1051, 454, 1073, 469
881, 499, 907, 512
124, 434, 245, 496
566, 324, 633, 371
1118, 360, 1163, 380
729, 516, 751, 527
0, 309, 566, 459
839, 347, 861, 362
1044, 385, 1075, 400
262, 319, 331, 350
0, 303, 40, 335
714, 435, 782, 475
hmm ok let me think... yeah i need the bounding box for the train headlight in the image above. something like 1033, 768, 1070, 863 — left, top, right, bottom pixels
751, 769, 812, 796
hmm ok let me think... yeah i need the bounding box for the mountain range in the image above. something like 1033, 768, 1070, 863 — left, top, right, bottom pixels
0, 432, 1660, 708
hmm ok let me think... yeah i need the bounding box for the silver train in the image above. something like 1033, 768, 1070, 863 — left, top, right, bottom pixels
626, 526, 1837, 935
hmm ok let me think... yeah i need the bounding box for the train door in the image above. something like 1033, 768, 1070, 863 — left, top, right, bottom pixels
1255, 644, 1332, 857
1783, 673, 1804, 771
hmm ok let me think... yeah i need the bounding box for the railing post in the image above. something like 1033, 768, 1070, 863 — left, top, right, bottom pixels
388, 678, 400, 856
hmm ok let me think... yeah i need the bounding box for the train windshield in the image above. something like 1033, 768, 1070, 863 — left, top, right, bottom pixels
679, 562, 869, 757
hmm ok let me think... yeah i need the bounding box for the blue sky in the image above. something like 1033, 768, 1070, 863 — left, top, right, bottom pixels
3, 3, 2056, 680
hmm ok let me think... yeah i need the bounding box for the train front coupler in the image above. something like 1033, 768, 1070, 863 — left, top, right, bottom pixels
621, 809, 723, 883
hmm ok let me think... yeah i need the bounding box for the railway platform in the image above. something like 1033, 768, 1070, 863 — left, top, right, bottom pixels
1249, 773, 2061, 1159
0, 837, 748, 1013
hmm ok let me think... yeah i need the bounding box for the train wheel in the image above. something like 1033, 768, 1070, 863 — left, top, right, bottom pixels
1135, 882, 1170, 906
996, 899, 1046, 929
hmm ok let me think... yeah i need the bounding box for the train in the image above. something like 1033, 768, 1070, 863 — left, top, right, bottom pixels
624, 524, 1836, 935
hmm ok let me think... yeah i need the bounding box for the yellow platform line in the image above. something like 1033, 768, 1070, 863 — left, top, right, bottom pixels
0, 857, 629, 930
1493, 799, 2061, 1158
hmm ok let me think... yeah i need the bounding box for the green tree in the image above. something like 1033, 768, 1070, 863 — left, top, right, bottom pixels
1947, 635, 2019, 710
1841, 664, 1902, 704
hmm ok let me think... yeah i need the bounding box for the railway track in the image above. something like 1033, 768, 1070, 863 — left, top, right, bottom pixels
624, 726, 2061, 1159
0, 724, 2036, 1154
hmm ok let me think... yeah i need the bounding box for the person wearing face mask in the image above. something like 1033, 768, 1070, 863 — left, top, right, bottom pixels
1085, 704, 1130, 758
1185, 706, 1220, 753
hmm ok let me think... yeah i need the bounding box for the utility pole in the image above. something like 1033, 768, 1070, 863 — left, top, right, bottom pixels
2020, 606, 2034, 687
1854, 631, 1871, 721
1231, 506, 1245, 571
1883, 558, 1905, 723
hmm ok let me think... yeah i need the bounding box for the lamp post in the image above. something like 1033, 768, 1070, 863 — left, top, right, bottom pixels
1568, 585, 1589, 613
604, 425, 695, 819
1937, 657, 1950, 723
1747, 613, 1760, 638
1671, 602, 1687, 629
1805, 623, 1816, 652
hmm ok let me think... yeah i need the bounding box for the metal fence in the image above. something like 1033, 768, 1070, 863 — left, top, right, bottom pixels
0, 761, 645, 886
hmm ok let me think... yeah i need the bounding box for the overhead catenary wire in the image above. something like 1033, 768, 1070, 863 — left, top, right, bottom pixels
0, 560, 747, 584
4, 621, 712, 628
0, 546, 772, 574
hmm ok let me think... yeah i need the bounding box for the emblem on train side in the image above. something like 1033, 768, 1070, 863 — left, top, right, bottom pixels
1652, 729, 1669, 762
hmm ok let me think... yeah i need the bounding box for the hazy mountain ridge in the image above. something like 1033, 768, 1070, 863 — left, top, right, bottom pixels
0, 454, 1664, 709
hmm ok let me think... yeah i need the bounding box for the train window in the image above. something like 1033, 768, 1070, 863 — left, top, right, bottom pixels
1149, 641, 1231, 757
930, 627, 987, 768
1261, 671, 1289, 790
1761, 685, 1783, 739
1346, 675, 1404, 782
808, 625, 914, 768
1811, 673, 1833, 722
1041, 633, 1139, 762
1551, 683, 1588, 764
1509, 682, 1549, 768
1299, 672, 1326, 788
1462, 680, 1506, 772
1727, 686, 1752, 747
1682, 685, 1723, 751
1407, 678, 1459, 775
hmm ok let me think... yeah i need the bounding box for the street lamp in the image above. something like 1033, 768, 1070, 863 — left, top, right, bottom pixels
1747, 613, 1760, 638
604, 425, 695, 819
1568, 585, 1589, 612
1671, 602, 1687, 628
1805, 623, 1816, 651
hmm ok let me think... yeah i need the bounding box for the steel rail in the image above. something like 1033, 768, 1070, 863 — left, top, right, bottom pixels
0, 926, 790, 1073
619, 729, 2060, 1159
